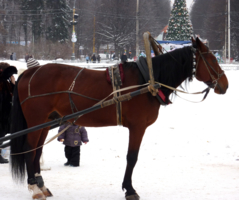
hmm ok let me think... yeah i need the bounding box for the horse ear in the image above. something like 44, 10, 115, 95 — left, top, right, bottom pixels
196, 37, 201, 43
191, 37, 197, 49
195, 37, 202, 48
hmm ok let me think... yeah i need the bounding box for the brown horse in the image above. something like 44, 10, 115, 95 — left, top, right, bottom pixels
10, 38, 228, 200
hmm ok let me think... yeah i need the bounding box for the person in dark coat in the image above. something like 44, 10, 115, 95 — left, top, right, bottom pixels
128, 51, 132, 59
112, 53, 115, 60
25, 53, 30, 62
12, 52, 16, 60
0, 62, 17, 164
121, 52, 127, 62
91, 54, 96, 63
96, 54, 101, 63
58, 123, 89, 167
10, 53, 13, 60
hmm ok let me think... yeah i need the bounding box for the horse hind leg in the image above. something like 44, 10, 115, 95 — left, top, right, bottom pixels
24, 136, 46, 200
28, 183, 46, 200
24, 128, 49, 199
35, 173, 53, 197
34, 157, 53, 197
34, 128, 53, 197
29, 172, 52, 199
22, 102, 54, 199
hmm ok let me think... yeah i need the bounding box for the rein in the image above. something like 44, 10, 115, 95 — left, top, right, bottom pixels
156, 81, 210, 103
1, 124, 72, 155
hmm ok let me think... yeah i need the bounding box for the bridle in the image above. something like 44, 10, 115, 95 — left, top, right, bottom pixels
192, 47, 225, 89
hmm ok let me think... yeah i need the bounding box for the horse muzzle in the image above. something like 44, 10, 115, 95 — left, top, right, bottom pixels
214, 82, 228, 94
214, 75, 228, 94
205, 73, 228, 95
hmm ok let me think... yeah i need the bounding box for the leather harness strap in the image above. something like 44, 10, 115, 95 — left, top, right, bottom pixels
68, 68, 85, 114
108, 65, 123, 125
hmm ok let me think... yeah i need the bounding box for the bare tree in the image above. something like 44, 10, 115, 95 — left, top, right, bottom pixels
77, 0, 171, 56
0, 0, 171, 59
191, 0, 239, 60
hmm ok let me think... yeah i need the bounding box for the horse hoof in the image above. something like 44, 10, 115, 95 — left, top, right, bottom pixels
40, 186, 53, 197
28, 184, 46, 200
126, 194, 140, 200
43, 188, 53, 197
32, 193, 46, 200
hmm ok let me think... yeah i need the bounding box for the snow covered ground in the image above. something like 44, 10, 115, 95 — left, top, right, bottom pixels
0, 60, 238, 200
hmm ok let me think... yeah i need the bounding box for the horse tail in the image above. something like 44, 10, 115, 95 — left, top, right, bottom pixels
10, 73, 28, 182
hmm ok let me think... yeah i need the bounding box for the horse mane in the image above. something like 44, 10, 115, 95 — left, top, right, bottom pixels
152, 46, 193, 103
122, 47, 193, 104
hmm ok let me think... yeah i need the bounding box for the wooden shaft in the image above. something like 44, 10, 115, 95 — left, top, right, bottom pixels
143, 32, 154, 86
149, 37, 162, 56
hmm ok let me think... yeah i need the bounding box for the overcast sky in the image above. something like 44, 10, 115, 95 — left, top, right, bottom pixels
171, 0, 194, 9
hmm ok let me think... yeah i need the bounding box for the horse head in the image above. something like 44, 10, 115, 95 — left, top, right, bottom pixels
192, 37, 228, 94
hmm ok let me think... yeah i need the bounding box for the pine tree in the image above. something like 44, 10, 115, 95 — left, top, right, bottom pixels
21, 0, 44, 43
165, 0, 193, 41
45, 0, 71, 43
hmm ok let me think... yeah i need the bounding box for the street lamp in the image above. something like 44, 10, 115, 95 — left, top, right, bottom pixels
93, 15, 95, 54
71, 0, 78, 60
136, 0, 139, 58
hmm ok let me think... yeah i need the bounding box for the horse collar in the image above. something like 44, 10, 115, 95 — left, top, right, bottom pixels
191, 47, 197, 75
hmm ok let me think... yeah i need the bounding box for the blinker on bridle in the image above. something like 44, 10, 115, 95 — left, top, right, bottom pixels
191, 47, 225, 89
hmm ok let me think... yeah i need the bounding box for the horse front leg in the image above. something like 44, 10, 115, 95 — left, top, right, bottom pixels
122, 126, 146, 200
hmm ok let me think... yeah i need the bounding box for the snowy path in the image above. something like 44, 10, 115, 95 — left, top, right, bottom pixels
0, 61, 238, 200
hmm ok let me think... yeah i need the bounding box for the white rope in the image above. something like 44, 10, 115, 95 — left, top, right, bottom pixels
8, 124, 71, 156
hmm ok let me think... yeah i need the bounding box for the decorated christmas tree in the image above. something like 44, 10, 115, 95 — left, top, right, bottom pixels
165, 0, 193, 41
